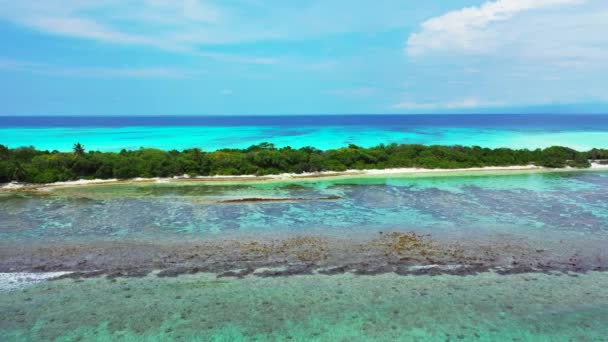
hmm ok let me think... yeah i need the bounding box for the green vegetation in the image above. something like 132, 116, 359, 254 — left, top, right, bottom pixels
0, 143, 606, 184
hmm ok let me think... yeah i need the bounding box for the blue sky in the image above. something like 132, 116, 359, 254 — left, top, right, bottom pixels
0, 0, 607, 115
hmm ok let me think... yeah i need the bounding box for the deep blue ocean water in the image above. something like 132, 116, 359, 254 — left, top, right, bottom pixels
1, 114, 608, 128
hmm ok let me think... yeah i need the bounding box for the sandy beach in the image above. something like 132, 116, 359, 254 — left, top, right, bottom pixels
3, 162, 608, 192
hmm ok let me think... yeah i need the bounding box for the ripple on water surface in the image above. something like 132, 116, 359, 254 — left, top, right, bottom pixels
1, 171, 607, 241
1, 171, 608, 341
1, 272, 607, 341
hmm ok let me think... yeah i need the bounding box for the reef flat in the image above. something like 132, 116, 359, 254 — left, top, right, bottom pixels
1, 231, 607, 279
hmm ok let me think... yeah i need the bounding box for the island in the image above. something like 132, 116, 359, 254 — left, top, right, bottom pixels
1, 143, 607, 184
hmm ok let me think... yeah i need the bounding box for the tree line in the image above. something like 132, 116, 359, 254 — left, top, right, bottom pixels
0, 142, 606, 184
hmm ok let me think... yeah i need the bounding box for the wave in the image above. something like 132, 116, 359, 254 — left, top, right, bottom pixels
0, 272, 71, 292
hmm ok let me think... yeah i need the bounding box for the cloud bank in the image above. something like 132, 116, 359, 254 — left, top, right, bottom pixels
0, 1, 415, 50
396, 0, 608, 111
406, 0, 585, 56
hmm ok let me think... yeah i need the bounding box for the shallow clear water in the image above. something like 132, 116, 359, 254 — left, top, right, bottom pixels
2, 170, 608, 341
2, 170, 607, 242
2, 272, 608, 341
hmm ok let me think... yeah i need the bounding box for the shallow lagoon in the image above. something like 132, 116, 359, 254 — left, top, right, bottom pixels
2, 272, 608, 341
1, 170, 608, 340
2, 170, 607, 242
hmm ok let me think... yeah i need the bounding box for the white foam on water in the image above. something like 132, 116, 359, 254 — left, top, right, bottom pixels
408, 264, 464, 271
1, 182, 26, 190
50, 179, 119, 186
0, 272, 71, 292
590, 162, 608, 170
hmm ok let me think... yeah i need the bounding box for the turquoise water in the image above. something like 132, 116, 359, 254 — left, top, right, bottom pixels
2, 114, 608, 151
2, 169, 608, 340
2, 272, 608, 341
2, 170, 608, 242
3, 115, 608, 340
3, 126, 608, 151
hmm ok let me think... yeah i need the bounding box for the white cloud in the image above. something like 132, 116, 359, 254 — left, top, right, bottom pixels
24, 16, 158, 46
0, 58, 200, 79
0, 0, 276, 63
392, 97, 503, 110
193, 51, 280, 65
406, 0, 585, 56
56, 66, 198, 79
0, 1, 418, 53
398, 0, 608, 109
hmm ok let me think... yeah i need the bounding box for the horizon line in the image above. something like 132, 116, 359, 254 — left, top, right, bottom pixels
2, 113, 608, 117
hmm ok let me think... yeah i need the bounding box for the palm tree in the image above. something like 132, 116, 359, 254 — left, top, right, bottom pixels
0, 144, 8, 160
11, 162, 26, 182
73, 143, 85, 157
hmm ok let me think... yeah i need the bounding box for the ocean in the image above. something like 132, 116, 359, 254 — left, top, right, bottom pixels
2, 114, 608, 151
2, 114, 608, 340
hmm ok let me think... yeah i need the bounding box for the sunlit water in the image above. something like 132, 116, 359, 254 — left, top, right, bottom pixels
2, 272, 608, 341
2, 114, 608, 151
1, 170, 608, 340
2, 170, 607, 242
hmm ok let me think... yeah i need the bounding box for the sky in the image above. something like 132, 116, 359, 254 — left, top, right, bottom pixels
0, 0, 607, 115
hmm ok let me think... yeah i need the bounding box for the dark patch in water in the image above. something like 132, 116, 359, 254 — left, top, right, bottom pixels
217, 196, 342, 204
317, 265, 353, 275
217, 268, 255, 279
352, 264, 395, 275
157, 266, 217, 278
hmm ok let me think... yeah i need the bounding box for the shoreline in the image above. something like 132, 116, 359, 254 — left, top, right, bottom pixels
2, 163, 608, 191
